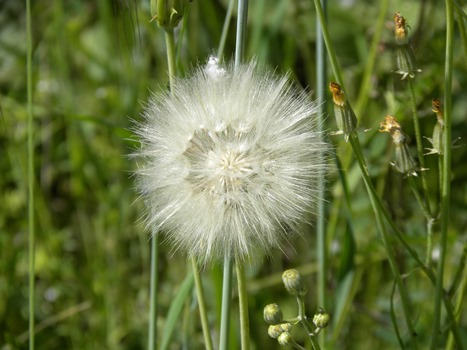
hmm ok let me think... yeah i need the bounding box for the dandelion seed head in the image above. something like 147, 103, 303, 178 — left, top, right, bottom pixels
135, 59, 329, 263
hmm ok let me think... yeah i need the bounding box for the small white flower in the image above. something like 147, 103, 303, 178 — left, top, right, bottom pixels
135, 59, 328, 263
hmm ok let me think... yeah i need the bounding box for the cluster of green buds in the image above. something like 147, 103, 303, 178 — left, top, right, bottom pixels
329, 82, 357, 142
379, 115, 418, 176
393, 12, 421, 79
263, 269, 330, 348
426, 99, 444, 155
150, 0, 191, 30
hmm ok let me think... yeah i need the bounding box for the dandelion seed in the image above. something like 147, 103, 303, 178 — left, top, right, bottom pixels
135, 59, 329, 263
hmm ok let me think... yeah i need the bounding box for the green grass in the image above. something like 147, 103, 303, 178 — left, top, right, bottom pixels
1, 0, 466, 349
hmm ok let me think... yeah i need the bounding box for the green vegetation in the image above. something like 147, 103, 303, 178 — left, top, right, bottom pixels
1, 0, 466, 349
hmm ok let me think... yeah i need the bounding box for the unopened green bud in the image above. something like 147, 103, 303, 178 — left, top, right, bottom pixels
282, 269, 307, 296
329, 82, 357, 142
277, 332, 292, 346
150, 0, 189, 29
268, 324, 284, 339
313, 310, 330, 329
280, 323, 292, 332
264, 303, 283, 325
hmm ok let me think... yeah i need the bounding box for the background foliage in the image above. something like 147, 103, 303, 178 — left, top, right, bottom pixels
1, 0, 466, 349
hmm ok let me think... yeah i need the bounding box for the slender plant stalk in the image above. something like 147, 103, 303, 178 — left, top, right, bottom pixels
349, 134, 418, 349
446, 243, 467, 350
191, 258, 214, 350
430, 0, 454, 347
314, 2, 463, 346
26, 0, 35, 349
163, 26, 214, 349
354, 0, 389, 116
220, 1, 250, 349
218, 0, 235, 60
407, 78, 432, 216
296, 297, 321, 350
148, 236, 158, 350
312, 0, 344, 87
147, 25, 177, 350
165, 29, 176, 88
236, 262, 250, 350
315, 1, 327, 348
313, 0, 417, 345
219, 258, 233, 350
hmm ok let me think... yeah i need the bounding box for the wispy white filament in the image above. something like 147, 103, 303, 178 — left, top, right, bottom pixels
136, 59, 328, 263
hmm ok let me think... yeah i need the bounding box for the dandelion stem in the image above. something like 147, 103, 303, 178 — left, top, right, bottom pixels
219, 2, 250, 349
190, 258, 214, 350
236, 262, 250, 350
407, 78, 432, 216
235, 0, 249, 68
431, 0, 454, 347
315, 1, 327, 347
26, 0, 35, 348
164, 28, 177, 90
219, 258, 233, 350
148, 235, 158, 350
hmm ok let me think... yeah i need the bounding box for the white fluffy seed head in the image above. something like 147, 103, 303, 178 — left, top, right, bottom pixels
135, 59, 329, 263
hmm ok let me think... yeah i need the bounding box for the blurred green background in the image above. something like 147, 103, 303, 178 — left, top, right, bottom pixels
1, 0, 466, 349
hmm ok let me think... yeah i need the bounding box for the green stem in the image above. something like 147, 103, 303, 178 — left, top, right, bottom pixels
236, 262, 250, 350
296, 297, 321, 350
315, 1, 327, 348
26, 0, 35, 348
219, 258, 233, 350
408, 176, 432, 220
431, 0, 454, 347
314, 0, 462, 347
354, 0, 389, 116
148, 235, 158, 350
349, 133, 418, 349
164, 29, 176, 90
191, 258, 213, 350
446, 243, 467, 350
408, 176, 435, 266
235, 0, 249, 68
407, 78, 432, 215
312, 0, 344, 87
218, 0, 235, 60
148, 24, 178, 350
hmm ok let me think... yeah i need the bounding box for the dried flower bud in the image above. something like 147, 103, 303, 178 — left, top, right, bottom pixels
313, 310, 330, 329
268, 324, 284, 339
393, 12, 421, 79
277, 332, 293, 346
394, 12, 409, 45
151, 0, 189, 29
329, 82, 357, 142
426, 99, 444, 155
380, 115, 417, 176
264, 303, 283, 325
395, 46, 421, 80
282, 269, 307, 296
